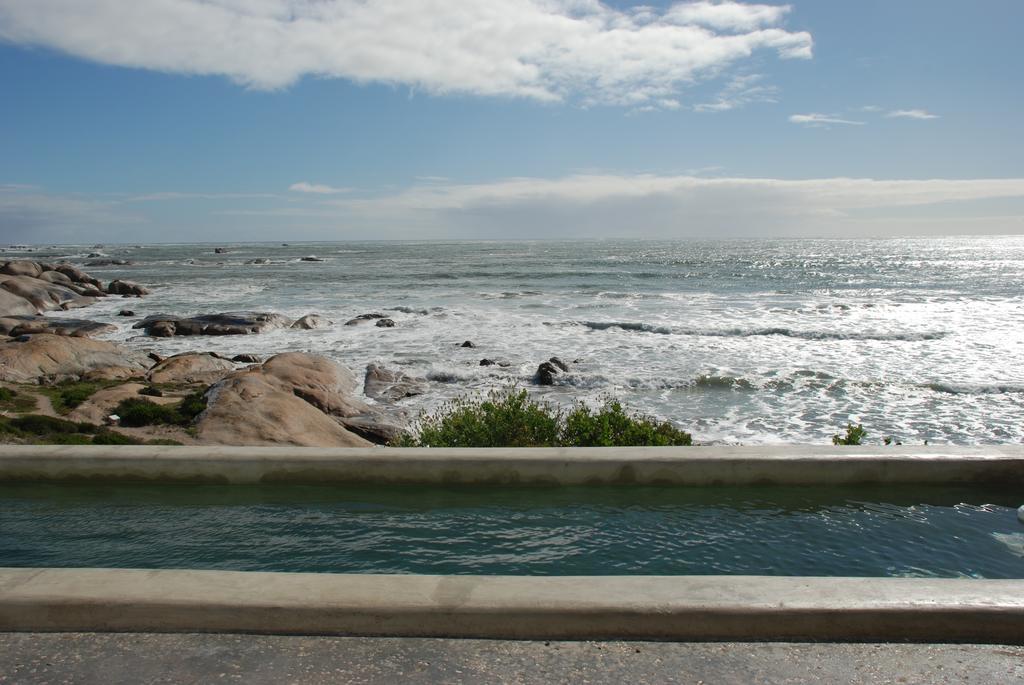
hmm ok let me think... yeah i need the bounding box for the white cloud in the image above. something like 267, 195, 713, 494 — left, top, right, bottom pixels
789, 113, 865, 127
289, 182, 351, 195
9, 175, 1024, 241
886, 109, 940, 120
665, 1, 792, 32
0, 0, 812, 108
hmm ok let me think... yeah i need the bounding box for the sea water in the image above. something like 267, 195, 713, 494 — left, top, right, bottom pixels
31, 236, 1024, 445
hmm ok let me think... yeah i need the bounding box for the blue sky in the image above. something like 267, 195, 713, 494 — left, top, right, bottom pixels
1, 0, 1022, 242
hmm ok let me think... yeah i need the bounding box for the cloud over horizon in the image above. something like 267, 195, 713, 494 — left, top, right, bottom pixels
0, 0, 812, 108
7, 174, 1024, 243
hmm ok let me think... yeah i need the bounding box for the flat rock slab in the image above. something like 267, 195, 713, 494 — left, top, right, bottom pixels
0, 315, 115, 338
1, 634, 1021, 685
0, 334, 152, 383
134, 312, 292, 336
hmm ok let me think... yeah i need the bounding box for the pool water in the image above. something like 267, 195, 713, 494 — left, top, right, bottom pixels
1, 483, 1023, 578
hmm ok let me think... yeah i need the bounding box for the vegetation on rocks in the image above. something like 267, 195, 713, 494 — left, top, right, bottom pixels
0, 387, 37, 413
113, 391, 207, 427
0, 413, 181, 446
40, 380, 120, 414
394, 389, 692, 448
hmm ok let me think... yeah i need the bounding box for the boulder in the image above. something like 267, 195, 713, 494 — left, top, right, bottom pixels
375, 318, 396, 328
0, 316, 115, 338
214, 247, 229, 254
197, 368, 371, 447
231, 353, 262, 364
535, 357, 571, 386
300, 255, 324, 262
0, 334, 151, 383
53, 264, 102, 288
38, 270, 74, 286
0, 261, 43, 278
479, 358, 496, 366
0, 275, 94, 312
147, 352, 237, 385
337, 414, 406, 444
364, 363, 427, 402
0, 289, 39, 316
291, 314, 331, 330
260, 352, 367, 417
134, 312, 292, 336
118, 309, 135, 317
107, 279, 149, 297
460, 340, 476, 348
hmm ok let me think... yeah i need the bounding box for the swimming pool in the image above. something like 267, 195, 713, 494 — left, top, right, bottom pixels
3, 482, 1022, 578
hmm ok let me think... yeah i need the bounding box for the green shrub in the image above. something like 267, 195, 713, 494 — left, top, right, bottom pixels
91, 430, 145, 445
832, 423, 867, 445
146, 438, 185, 446
114, 398, 183, 427
114, 392, 207, 428
562, 400, 692, 447
399, 390, 561, 447
9, 414, 96, 435
395, 389, 692, 448
43, 433, 94, 445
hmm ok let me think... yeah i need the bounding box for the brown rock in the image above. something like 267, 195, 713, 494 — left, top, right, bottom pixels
0, 334, 151, 383
53, 264, 102, 288
0, 275, 93, 312
364, 363, 427, 402
0, 260, 43, 278
291, 314, 331, 330
107, 279, 150, 297
197, 372, 371, 447
260, 352, 366, 417
0, 289, 38, 316
0, 316, 115, 338
147, 352, 237, 385
38, 270, 74, 286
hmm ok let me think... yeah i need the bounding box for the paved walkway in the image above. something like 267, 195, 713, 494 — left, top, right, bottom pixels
1, 634, 1022, 684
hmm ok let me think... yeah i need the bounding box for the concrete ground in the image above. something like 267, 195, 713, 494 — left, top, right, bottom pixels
1, 634, 1022, 684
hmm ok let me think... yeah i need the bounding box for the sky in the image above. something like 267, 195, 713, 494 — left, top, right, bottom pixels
1, 0, 1023, 243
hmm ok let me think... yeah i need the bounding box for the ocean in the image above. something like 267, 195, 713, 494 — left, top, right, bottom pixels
36, 235, 1024, 445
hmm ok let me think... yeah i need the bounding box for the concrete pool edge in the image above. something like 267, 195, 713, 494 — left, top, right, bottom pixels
1, 569, 1023, 643
1, 445, 1023, 486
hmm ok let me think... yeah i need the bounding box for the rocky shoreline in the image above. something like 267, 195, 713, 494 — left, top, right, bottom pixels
0, 259, 427, 447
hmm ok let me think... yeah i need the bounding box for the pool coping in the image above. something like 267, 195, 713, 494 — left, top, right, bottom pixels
1, 444, 1023, 485
1, 569, 1023, 643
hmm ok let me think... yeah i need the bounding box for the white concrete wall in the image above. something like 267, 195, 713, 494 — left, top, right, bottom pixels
2, 569, 1023, 642
0, 444, 1022, 485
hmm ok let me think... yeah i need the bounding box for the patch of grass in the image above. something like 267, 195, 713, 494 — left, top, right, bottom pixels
0, 387, 38, 413
114, 391, 207, 428
832, 423, 867, 445
8, 414, 97, 435
40, 380, 120, 414
394, 389, 692, 448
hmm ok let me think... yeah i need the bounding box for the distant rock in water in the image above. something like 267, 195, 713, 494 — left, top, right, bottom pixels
300, 255, 324, 262
118, 309, 135, 317
134, 311, 292, 336
214, 247, 229, 254
375, 318, 396, 328
291, 314, 331, 330
0, 315, 115, 338
107, 279, 149, 297
245, 258, 271, 265
479, 358, 496, 366
364, 363, 426, 402
460, 340, 476, 348
535, 357, 571, 385
85, 259, 133, 267
344, 313, 386, 326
